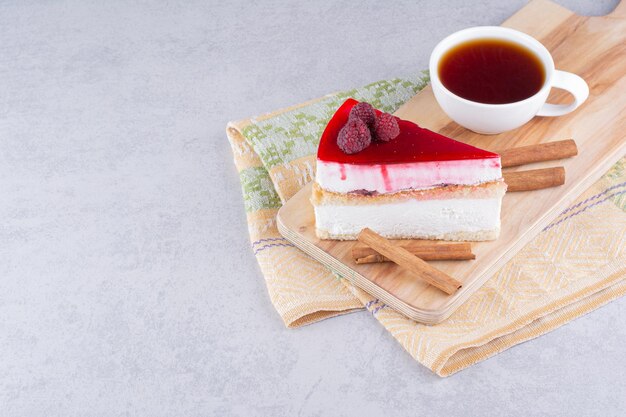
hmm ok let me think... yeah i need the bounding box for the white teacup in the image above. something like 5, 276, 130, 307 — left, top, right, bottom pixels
429, 26, 589, 135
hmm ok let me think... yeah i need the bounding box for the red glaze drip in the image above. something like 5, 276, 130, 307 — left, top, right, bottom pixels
339, 164, 346, 180
317, 98, 500, 165
379, 165, 391, 192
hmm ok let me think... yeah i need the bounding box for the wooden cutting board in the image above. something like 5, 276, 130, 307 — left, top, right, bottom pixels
277, 0, 626, 324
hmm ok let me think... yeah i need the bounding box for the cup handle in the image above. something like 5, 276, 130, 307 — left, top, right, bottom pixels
536, 70, 589, 117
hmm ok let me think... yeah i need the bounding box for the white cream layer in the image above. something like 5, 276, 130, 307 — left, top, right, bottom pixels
316, 158, 502, 194
314, 197, 501, 238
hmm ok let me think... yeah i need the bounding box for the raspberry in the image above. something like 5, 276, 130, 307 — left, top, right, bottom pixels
337, 118, 372, 154
348, 102, 376, 128
373, 112, 400, 142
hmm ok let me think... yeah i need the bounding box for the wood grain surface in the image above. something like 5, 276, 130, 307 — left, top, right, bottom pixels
277, 0, 626, 324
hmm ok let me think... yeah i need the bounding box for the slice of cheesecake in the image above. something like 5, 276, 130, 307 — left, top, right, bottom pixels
312, 98, 506, 241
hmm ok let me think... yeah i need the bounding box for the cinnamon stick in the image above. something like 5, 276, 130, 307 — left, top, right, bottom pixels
355, 254, 391, 264
352, 241, 474, 263
357, 228, 462, 295
500, 139, 577, 168
503, 167, 565, 192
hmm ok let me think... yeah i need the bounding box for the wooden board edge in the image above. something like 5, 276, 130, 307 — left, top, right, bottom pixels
276, 132, 626, 324
273, 0, 626, 324
434, 140, 626, 314
276, 200, 448, 324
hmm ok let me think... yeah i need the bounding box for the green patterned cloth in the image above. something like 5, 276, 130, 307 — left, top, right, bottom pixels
238, 71, 430, 204
226, 71, 626, 376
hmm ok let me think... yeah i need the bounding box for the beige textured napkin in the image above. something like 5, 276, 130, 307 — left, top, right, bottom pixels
226, 74, 626, 376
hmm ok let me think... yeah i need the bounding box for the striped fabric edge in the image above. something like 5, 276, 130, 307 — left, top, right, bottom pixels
436, 259, 626, 376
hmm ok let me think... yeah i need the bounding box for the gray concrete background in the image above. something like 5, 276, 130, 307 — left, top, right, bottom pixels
1, 0, 624, 416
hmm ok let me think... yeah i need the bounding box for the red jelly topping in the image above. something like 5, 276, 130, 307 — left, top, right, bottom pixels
317, 98, 499, 164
